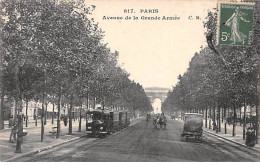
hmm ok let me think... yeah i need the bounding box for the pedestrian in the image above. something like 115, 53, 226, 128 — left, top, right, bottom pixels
212, 121, 217, 130
9, 119, 17, 143
154, 115, 160, 129
8, 116, 13, 128
246, 127, 256, 147
63, 116, 68, 126
161, 113, 167, 129
252, 122, 258, 131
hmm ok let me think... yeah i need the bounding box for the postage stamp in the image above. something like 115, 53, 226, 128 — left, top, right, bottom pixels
217, 1, 255, 46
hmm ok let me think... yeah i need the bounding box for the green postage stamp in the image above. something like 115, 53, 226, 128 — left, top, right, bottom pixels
217, 1, 255, 46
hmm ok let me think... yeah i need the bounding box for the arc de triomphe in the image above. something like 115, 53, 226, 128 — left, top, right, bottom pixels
144, 87, 170, 114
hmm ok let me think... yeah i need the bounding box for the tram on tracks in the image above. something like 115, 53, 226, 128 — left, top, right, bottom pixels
86, 108, 130, 138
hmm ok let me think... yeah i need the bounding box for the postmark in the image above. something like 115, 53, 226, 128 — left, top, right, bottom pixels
217, 1, 255, 46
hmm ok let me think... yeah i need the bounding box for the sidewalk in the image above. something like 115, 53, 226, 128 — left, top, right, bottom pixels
0, 119, 87, 161
202, 119, 260, 152
0, 116, 143, 162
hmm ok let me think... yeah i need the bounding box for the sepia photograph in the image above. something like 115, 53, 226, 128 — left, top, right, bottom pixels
0, 0, 259, 162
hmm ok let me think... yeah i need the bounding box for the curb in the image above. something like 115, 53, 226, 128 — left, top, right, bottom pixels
175, 120, 260, 153
204, 130, 260, 153
4, 118, 142, 162
4, 117, 143, 162
5, 134, 87, 162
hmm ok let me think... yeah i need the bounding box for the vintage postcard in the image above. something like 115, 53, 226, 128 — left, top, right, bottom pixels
0, 0, 259, 162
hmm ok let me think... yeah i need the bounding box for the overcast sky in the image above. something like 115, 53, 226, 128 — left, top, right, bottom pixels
86, 0, 217, 89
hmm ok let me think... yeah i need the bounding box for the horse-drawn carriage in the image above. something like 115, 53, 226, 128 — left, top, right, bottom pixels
153, 114, 167, 129
181, 113, 203, 142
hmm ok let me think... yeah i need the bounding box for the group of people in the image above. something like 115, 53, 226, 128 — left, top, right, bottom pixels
146, 113, 167, 130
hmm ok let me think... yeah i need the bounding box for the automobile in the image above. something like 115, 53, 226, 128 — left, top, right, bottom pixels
181, 113, 203, 142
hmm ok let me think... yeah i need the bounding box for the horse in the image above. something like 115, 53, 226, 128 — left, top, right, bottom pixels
159, 117, 167, 130
153, 118, 160, 129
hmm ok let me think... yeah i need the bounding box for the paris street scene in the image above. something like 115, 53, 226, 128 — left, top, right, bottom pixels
0, 0, 259, 162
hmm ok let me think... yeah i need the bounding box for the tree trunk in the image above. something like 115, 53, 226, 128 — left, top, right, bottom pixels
218, 100, 221, 132
240, 107, 242, 126
225, 122, 227, 134
35, 102, 37, 126
25, 99, 28, 127
102, 100, 105, 110
205, 106, 208, 128
209, 106, 212, 129
52, 103, 55, 124
15, 110, 23, 153
12, 97, 19, 142
68, 95, 73, 135
213, 104, 216, 131
44, 103, 47, 125
0, 51, 3, 130
15, 66, 23, 153
86, 93, 89, 130
243, 98, 246, 140
213, 105, 215, 122
56, 89, 61, 138
0, 89, 4, 130
232, 104, 236, 137
256, 84, 259, 144
93, 97, 96, 109
224, 106, 226, 120
73, 111, 75, 122
255, 62, 259, 144
222, 108, 224, 123
209, 106, 212, 118
41, 92, 45, 142
250, 106, 252, 127
79, 101, 82, 132
224, 106, 227, 134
